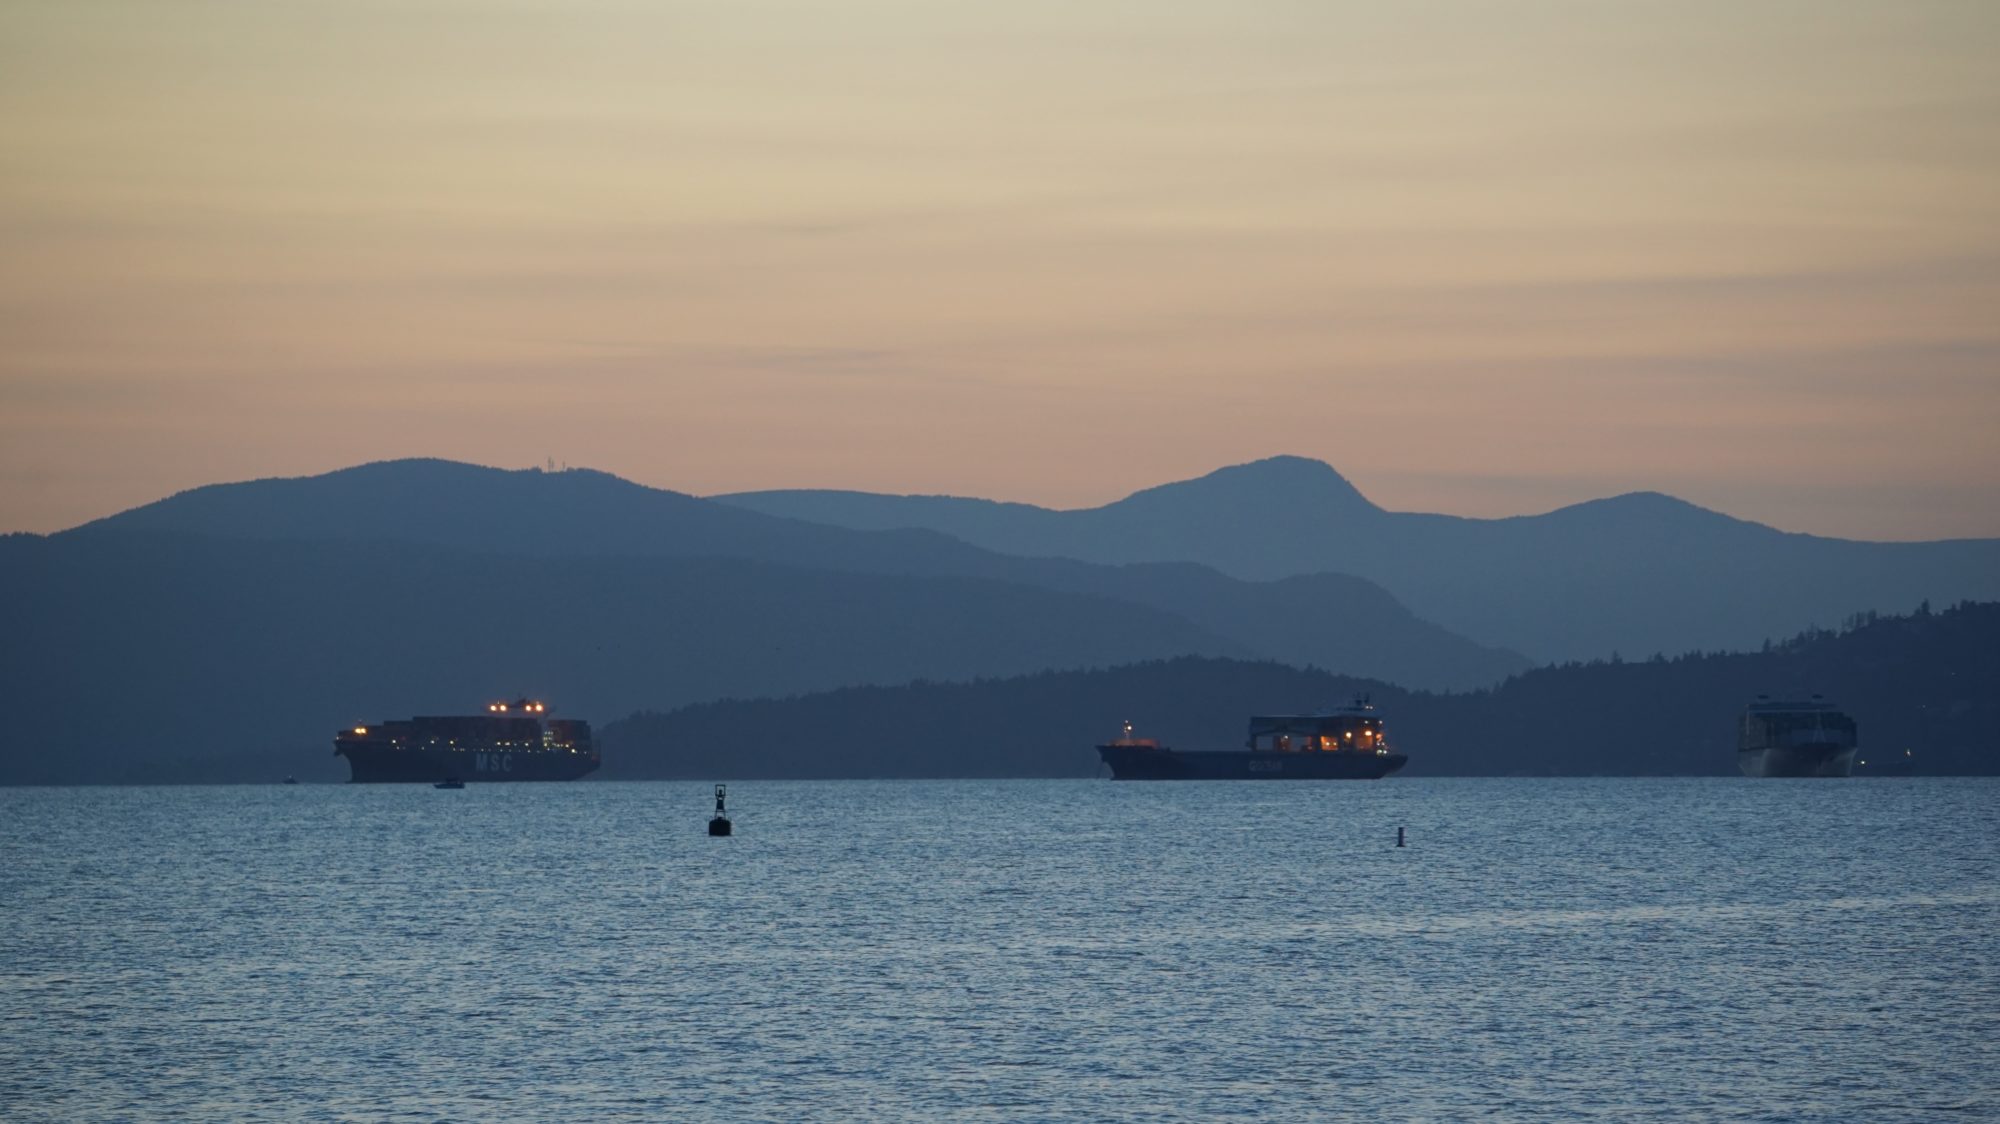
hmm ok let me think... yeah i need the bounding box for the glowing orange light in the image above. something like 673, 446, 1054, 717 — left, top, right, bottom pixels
353, 727, 367, 735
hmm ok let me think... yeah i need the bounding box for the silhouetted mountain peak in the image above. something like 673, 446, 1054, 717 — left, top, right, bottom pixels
1112, 456, 1382, 517
1538, 490, 1762, 534
321, 458, 691, 498
68, 457, 720, 543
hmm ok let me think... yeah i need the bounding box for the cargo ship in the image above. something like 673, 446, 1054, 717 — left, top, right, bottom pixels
1098, 699, 1407, 780
334, 699, 600, 783
1737, 695, 1857, 778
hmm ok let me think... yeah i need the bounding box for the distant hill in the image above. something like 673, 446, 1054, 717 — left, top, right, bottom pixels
717, 456, 2000, 662
72, 458, 999, 573
57, 460, 1526, 690
600, 602, 2000, 778
0, 531, 1248, 784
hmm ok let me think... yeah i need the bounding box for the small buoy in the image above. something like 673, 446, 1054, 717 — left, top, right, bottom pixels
708, 783, 732, 836
1396, 826, 1405, 848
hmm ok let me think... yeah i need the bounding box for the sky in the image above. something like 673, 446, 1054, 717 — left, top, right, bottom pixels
2, 0, 1997, 539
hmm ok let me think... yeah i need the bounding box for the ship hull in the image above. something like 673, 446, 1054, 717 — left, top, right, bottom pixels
336, 745, 600, 783
1737, 745, 1856, 778
1099, 745, 1407, 780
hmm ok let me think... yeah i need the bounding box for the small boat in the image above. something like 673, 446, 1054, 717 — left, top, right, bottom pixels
433, 777, 466, 789
282, 776, 299, 785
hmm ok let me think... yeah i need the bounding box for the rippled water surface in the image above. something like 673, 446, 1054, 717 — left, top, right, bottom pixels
4, 779, 1997, 1122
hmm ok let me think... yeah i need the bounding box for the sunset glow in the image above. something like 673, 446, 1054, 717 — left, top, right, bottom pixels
3, 1, 1996, 538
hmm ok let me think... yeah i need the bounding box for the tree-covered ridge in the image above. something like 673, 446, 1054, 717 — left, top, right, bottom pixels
602, 602, 2000, 778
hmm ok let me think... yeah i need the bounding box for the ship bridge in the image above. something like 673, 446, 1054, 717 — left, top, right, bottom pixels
1247, 698, 1389, 753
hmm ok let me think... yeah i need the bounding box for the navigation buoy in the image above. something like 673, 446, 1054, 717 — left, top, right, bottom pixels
1397, 826, 1406, 848
708, 783, 732, 837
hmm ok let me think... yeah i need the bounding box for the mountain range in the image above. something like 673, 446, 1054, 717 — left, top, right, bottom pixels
65, 459, 1524, 687
7, 454, 1993, 783
6, 458, 1514, 782
719, 456, 2000, 662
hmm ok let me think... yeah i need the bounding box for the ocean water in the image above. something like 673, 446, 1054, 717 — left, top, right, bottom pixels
2, 778, 1996, 1122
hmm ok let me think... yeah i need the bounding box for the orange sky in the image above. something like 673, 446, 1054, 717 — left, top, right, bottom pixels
3, 1, 1997, 539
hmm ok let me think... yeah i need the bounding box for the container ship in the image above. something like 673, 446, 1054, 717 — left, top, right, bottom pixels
1737, 695, 1857, 778
334, 699, 599, 783
1098, 699, 1407, 780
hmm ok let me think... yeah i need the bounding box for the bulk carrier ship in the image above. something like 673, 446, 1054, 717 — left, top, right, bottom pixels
1098, 698, 1407, 780
335, 699, 600, 783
